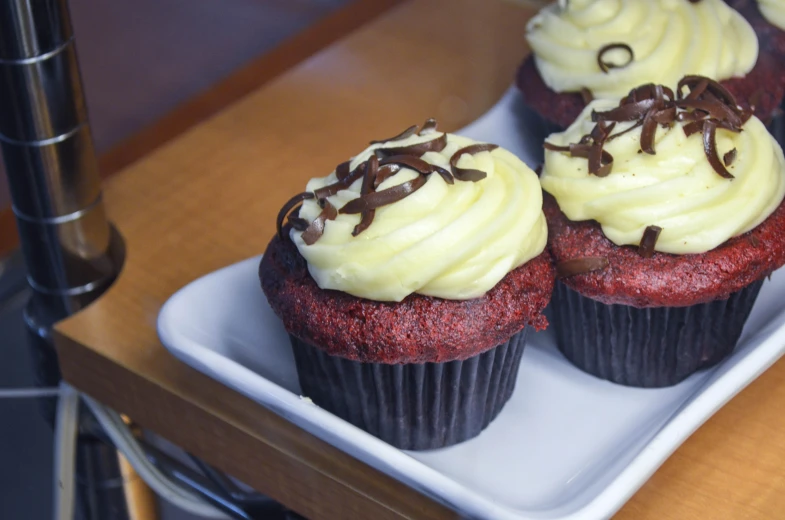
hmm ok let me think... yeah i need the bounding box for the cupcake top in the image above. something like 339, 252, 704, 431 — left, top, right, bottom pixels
525, 0, 758, 99
760, 0, 785, 30
277, 120, 547, 302
540, 76, 785, 255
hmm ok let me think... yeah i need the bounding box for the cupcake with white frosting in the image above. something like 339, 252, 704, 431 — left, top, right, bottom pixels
540, 76, 785, 387
260, 120, 554, 449
517, 0, 785, 130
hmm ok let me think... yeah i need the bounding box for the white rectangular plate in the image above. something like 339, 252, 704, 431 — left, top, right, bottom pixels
157, 89, 785, 520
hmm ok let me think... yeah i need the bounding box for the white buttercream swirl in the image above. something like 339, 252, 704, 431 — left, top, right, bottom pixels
761, 0, 785, 30
525, 0, 759, 99
292, 132, 547, 302
540, 100, 785, 254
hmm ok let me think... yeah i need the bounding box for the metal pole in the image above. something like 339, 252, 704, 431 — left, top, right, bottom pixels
0, 1, 127, 518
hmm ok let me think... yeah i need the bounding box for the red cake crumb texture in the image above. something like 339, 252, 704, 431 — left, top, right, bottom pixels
260, 229, 554, 364
544, 194, 785, 308
516, 49, 785, 129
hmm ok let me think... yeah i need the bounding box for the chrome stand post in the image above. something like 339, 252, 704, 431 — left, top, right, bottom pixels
0, 1, 127, 518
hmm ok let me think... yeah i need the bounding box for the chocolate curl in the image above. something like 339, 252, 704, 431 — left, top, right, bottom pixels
374, 164, 401, 188
597, 43, 634, 74
544, 122, 615, 177
353, 155, 379, 236
723, 148, 737, 167
380, 155, 433, 174
556, 257, 610, 279
277, 192, 315, 238
431, 165, 455, 184
287, 216, 309, 231
377, 133, 448, 157
678, 75, 738, 107
370, 125, 418, 145
301, 199, 338, 245
314, 160, 368, 199
340, 175, 427, 214
675, 99, 743, 128
450, 144, 498, 182
335, 160, 352, 181
579, 87, 594, 105
638, 225, 663, 258
593, 99, 655, 122
420, 118, 439, 135
561, 75, 749, 179
702, 120, 735, 179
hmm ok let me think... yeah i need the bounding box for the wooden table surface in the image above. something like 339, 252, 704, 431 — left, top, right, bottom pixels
53, 0, 785, 518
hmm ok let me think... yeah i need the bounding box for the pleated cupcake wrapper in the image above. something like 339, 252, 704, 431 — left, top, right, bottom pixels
289, 330, 528, 451
551, 280, 764, 388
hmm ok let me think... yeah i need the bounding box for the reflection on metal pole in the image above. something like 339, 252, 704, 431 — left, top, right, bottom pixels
0, 1, 130, 519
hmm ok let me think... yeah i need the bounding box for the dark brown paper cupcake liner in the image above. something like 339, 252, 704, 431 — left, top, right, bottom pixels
513, 94, 566, 166
289, 330, 528, 450
551, 280, 764, 388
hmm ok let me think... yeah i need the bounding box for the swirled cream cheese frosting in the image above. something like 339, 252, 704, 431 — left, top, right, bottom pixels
525, 0, 759, 99
760, 0, 785, 30
280, 123, 547, 302
540, 79, 785, 255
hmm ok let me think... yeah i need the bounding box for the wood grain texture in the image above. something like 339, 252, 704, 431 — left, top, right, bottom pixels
52, 0, 785, 518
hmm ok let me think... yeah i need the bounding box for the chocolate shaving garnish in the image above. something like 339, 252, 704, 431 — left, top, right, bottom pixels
675, 99, 742, 127
301, 200, 338, 245
335, 160, 351, 181
353, 155, 378, 236
593, 99, 655, 122
678, 75, 737, 107
340, 175, 427, 214
703, 120, 735, 179
723, 148, 737, 167
545, 123, 615, 176
566, 143, 614, 177
682, 120, 704, 137
420, 118, 438, 135
749, 234, 760, 247
374, 164, 401, 188
605, 120, 643, 142
579, 87, 594, 105
543, 142, 570, 152
638, 225, 662, 258
450, 144, 498, 182
556, 257, 609, 279
597, 43, 634, 74
377, 133, 448, 157
380, 155, 433, 174
277, 119, 500, 243
549, 75, 750, 179
640, 111, 659, 154
370, 125, 417, 145
432, 165, 454, 184
313, 161, 367, 200
287, 216, 309, 231
277, 192, 315, 238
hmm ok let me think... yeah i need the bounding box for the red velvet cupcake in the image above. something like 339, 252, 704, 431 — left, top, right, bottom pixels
260, 120, 554, 449
518, 0, 785, 130
539, 77, 785, 387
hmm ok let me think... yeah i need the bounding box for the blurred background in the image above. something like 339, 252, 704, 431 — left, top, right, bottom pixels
0, 1, 348, 518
